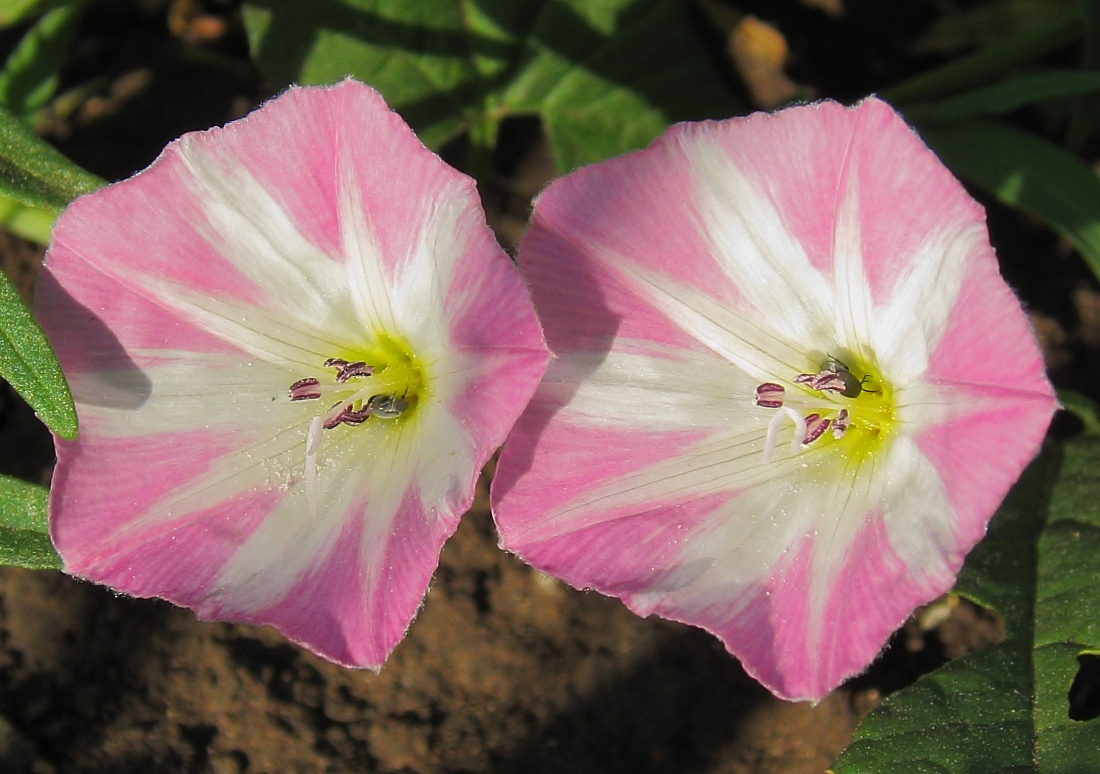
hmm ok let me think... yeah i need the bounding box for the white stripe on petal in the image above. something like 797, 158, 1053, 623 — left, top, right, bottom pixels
831, 166, 875, 364
510, 427, 818, 547
678, 127, 837, 347
391, 180, 468, 352
873, 223, 984, 383
612, 259, 821, 383
541, 342, 760, 432
879, 435, 957, 586
176, 136, 354, 333
137, 277, 348, 368
337, 140, 401, 336
73, 352, 308, 436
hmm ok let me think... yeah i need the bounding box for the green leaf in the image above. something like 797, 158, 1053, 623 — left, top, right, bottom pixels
0, 261, 76, 439
0, 100, 102, 211
0, 0, 48, 28
1057, 389, 1100, 436
0, 474, 59, 569
833, 440, 1100, 772
883, 11, 1083, 106
920, 119, 1100, 286
0, 3, 85, 122
242, 0, 739, 173
904, 71, 1100, 124
0, 191, 54, 243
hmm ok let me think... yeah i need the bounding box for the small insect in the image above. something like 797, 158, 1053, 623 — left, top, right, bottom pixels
367, 393, 409, 419
827, 357, 880, 398
795, 357, 879, 399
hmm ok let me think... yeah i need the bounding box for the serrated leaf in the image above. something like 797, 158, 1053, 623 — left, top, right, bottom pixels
0, 474, 59, 569
833, 440, 1100, 772
920, 119, 1100, 286
0, 99, 103, 211
904, 71, 1100, 124
242, 0, 739, 172
0, 3, 85, 122
0, 261, 76, 439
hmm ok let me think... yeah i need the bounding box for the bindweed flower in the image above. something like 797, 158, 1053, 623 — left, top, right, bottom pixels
491, 98, 1056, 701
38, 80, 548, 668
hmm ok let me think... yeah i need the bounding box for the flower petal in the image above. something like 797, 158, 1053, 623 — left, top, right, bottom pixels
42, 80, 548, 668
493, 97, 1055, 701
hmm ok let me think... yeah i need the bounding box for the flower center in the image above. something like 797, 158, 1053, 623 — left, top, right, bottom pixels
752, 355, 895, 463
288, 333, 425, 429
287, 332, 427, 515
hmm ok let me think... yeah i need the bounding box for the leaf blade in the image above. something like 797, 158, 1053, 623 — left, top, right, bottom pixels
919, 119, 1100, 286
0, 473, 59, 570
0, 262, 76, 439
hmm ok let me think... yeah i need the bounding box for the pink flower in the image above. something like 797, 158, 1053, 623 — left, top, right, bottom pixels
490, 98, 1056, 701
38, 80, 548, 668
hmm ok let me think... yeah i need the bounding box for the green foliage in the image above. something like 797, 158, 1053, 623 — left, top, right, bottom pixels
0, 101, 102, 211
904, 71, 1100, 124
242, 0, 739, 173
833, 439, 1100, 772
0, 3, 85, 123
0, 474, 59, 570
920, 119, 1100, 288
0, 101, 100, 440
0, 191, 54, 243
0, 0, 50, 28
0, 262, 76, 439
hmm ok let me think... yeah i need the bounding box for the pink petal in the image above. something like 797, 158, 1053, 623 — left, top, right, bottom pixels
492, 97, 1056, 701
41, 80, 548, 668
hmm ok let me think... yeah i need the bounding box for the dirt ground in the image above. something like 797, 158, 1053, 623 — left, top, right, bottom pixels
0, 1, 1083, 772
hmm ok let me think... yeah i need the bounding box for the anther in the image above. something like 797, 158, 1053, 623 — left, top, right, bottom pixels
753, 383, 785, 409
832, 409, 850, 439
289, 378, 322, 401
802, 413, 832, 445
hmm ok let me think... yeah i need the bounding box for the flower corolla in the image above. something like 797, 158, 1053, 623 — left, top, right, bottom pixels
38, 80, 549, 668
490, 98, 1056, 701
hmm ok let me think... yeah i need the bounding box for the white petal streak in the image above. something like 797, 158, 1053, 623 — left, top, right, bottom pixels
216, 416, 424, 612
541, 342, 761, 432
337, 139, 400, 335
176, 136, 350, 330
391, 179, 469, 349
831, 163, 875, 363
511, 428, 817, 546
879, 435, 956, 585
873, 223, 984, 382
73, 352, 307, 436
677, 127, 836, 346
138, 276, 346, 368
612, 259, 820, 383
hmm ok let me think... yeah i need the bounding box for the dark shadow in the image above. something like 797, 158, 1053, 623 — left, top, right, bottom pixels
34, 274, 151, 410
494, 624, 767, 774
1069, 653, 1100, 721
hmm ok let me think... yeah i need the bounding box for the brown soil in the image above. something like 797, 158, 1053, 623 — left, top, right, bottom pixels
0, 1, 1063, 772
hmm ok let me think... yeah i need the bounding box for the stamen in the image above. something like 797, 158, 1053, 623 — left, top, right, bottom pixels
322, 402, 373, 430
289, 378, 322, 401
832, 409, 850, 438
326, 359, 374, 382
753, 382, 785, 409
802, 413, 832, 445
